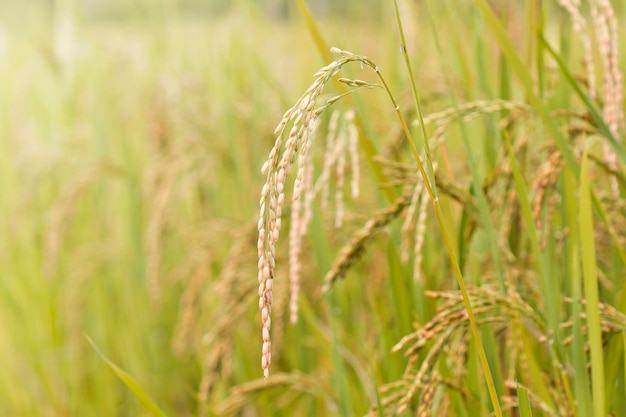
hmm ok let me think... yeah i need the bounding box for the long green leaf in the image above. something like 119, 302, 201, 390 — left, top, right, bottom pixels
563, 167, 592, 417
503, 132, 555, 408
295, 0, 332, 64
622, 332, 626, 406
391, 1, 502, 415
579, 148, 605, 417
86, 336, 168, 417
516, 382, 533, 417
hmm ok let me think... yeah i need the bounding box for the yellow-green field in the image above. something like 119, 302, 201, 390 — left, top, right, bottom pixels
2, 1, 626, 416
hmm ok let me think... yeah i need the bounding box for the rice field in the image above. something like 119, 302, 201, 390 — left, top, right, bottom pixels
1, 1, 626, 416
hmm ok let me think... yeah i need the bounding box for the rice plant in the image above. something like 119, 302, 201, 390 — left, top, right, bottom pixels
1, 0, 625, 416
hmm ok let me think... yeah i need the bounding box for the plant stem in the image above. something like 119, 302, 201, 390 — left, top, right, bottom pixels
379, 2, 503, 415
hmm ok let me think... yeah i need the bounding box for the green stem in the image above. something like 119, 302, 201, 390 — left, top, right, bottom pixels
377, 4, 503, 413
391, 0, 437, 193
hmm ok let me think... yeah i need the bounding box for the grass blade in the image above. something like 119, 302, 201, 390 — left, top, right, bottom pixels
296, 0, 332, 64
516, 382, 533, 417
388, 1, 502, 415
86, 336, 168, 417
563, 168, 593, 416
579, 148, 605, 417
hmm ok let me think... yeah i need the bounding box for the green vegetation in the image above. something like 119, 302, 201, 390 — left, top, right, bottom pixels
1, 1, 626, 416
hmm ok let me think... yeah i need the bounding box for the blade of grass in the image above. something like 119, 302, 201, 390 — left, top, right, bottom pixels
432, 0, 516, 405
517, 322, 554, 408
602, 339, 626, 417
563, 167, 592, 417
391, 1, 502, 415
502, 131, 556, 408
295, 0, 332, 64
85, 336, 168, 417
516, 382, 533, 417
391, 0, 436, 189
480, 326, 504, 399
559, 367, 578, 417
579, 147, 605, 417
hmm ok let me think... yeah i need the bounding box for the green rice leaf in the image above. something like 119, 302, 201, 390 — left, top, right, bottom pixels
516, 382, 533, 417
86, 336, 168, 417
296, 0, 332, 64
579, 148, 605, 417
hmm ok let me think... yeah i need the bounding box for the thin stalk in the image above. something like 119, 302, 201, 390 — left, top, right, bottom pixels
391, 0, 437, 192
516, 382, 533, 417
622, 332, 626, 395
433, 1, 507, 292
579, 148, 605, 416
564, 164, 591, 416
386, 2, 502, 415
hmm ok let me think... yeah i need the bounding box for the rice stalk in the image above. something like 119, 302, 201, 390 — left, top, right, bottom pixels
257, 46, 409, 378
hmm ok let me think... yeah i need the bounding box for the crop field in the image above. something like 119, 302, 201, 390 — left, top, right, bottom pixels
1, 0, 626, 416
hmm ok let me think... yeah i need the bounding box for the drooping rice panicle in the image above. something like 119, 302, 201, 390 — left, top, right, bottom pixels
257, 48, 378, 377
